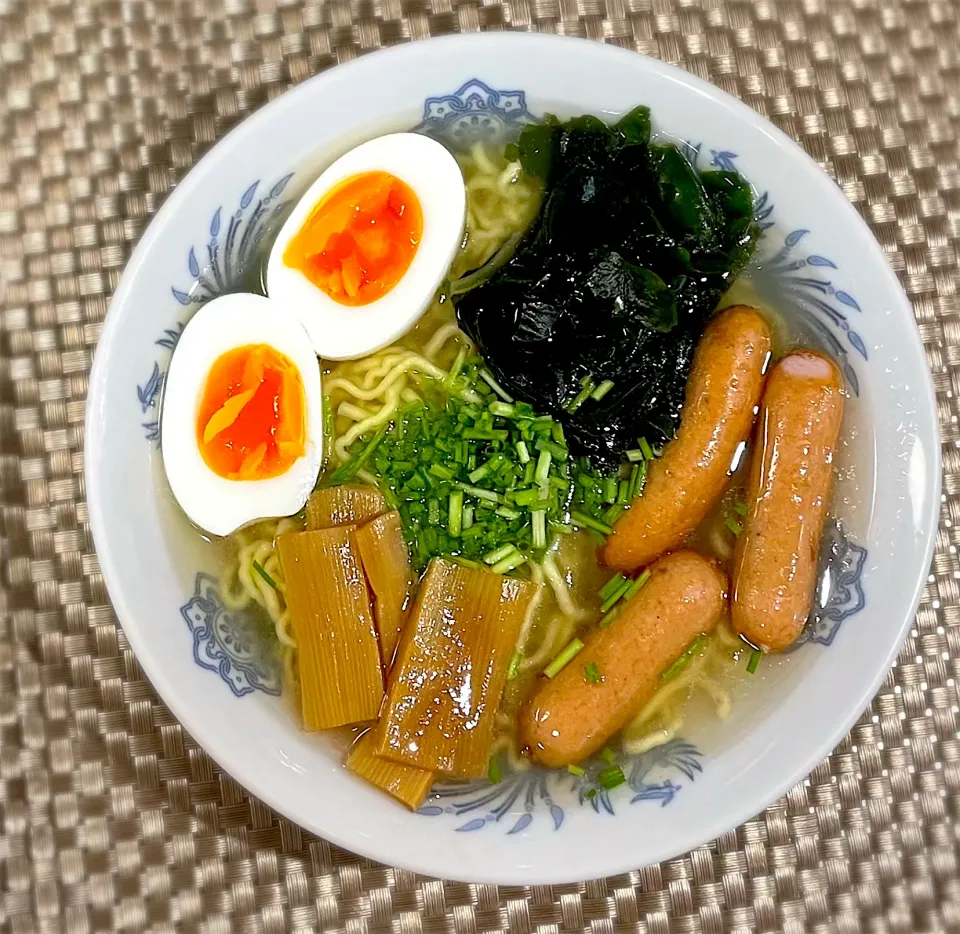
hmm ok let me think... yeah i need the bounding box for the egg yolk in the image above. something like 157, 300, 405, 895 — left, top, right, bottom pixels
283, 171, 423, 307
196, 344, 306, 481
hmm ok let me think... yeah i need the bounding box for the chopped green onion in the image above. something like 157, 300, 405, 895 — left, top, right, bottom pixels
600, 576, 632, 613
535, 439, 568, 462
326, 425, 387, 484
628, 461, 647, 500
602, 504, 625, 526
661, 633, 710, 682
506, 650, 522, 681
252, 561, 278, 590
489, 401, 515, 417
733, 501, 749, 517
571, 511, 614, 536
491, 551, 527, 574
626, 449, 644, 463
496, 506, 521, 520
599, 573, 627, 602
448, 491, 463, 537
551, 422, 566, 445
462, 504, 474, 530
532, 510, 547, 549
456, 482, 501, 504
535, 450, 552, 484
583, 661, 602, 684
488, 756, 502, 784
567, 764, 586, 777
725, 517, 743, 536
599, 606, 620, 628
427, 498, 440, 525
747, 648, 763, 674
479, 369, 513, 402
600, 747, 617, 764
584, 788, 597, 799
622, 569, 651, 603
597, 764, 626, 790
638, 437, 654, 461
603, 477, 618, 503
591, 379, 615, 401
516, 440, 531, 464
429, 463, 455, 481
544, 638, 584, 678
616, 480, 630, 505
565, 381, 595, 414
451, 556, 480, 569
484, 543, 517, 565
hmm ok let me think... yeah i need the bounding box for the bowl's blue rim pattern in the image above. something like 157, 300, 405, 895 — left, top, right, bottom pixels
137, 78, 870, 833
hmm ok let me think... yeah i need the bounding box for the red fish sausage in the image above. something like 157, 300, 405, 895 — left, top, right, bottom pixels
602, 305, 772, 572
520, 551, 727, 768
732, 351, 844, 652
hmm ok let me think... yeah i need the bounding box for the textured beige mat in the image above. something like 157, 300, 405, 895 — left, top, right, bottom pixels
1, 0, 959, 931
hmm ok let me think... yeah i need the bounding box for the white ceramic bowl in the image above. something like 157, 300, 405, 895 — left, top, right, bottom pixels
85, 33, 940, 884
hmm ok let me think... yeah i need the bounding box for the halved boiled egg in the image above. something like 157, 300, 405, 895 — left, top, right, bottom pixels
266, 133, 466, 360
161, 293, 323, 537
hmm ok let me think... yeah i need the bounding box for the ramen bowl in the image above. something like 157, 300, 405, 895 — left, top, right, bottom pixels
85, 33, 939, 884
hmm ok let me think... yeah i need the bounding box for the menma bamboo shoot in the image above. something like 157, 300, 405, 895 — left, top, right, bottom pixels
277, 526, 383, 729
305, 484, 388, 531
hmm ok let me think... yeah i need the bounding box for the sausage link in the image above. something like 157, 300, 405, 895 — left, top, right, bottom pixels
732, 351, 844, 652
520, 551, 727, 768
601, 305, 772, 572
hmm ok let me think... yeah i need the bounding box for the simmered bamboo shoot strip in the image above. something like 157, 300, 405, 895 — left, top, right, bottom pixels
375, 558, 539, 777
346, 729, 434, 811
277, 526, 384, 729
305, 484, 388, 530
353, 510, 416, 667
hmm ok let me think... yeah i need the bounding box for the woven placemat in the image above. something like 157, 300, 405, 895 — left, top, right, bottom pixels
1, 0, 958, 931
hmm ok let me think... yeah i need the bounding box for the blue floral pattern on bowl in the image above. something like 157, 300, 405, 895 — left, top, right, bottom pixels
180, 573, 282, 697
143, 79, 872, 833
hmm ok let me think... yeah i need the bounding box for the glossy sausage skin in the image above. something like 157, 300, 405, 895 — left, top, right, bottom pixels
601, 305, 772, 572
732, 351, 844, 652
520, 551, 727, 768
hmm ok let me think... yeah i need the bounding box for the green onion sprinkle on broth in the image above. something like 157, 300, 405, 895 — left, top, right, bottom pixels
329, 354, 620, 572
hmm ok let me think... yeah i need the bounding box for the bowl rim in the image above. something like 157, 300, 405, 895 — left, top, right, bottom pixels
85, 31, 941, 883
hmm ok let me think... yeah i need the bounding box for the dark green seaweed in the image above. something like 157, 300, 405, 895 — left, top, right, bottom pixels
455, 107, 759, 467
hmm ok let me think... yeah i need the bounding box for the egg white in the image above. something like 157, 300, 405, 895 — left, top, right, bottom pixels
266, 132, 466, 360
160, 292, 323, 537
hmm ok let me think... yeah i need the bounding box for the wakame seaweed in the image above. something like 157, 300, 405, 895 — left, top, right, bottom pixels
454, 107, 760, 467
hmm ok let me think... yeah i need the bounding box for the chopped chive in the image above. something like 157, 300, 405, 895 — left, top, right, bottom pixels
584, 788, 597, 799
628, 461, 647, 500
551, 421, 566, 445
479, 369, 514, 402
429, 463, 455, 481
544, 638, 584, 678
583, 661, 602, 684
462, 504, 474, 530
532, 510, 547, 549
428, 498, 440, 525
638, 437, 654, 461
622, 569, 651, 603
451, 556, 480, 569
445, 346, 467, 386
599, 573, 627, 602
507, 650, 522, 681
489, 401, 515, 417
733, 501, 749, 517
565, 381, 595, 414
567, 764, 586, 777
484, 543, 517, 565
491, 551, 527, 574
571, 511, 614, 536
516, 440, 531, 464
591, 379, 615, 401
597, 764, 626, 790
747, 648, 762, 674
600, 747, 617, 764
535, 450, 552, 484
602, 504, 625, 526
600, 576, 632, 613
603, 477, 618, 503
496, 506, 521, 520
535, 439, 568, 461
252, 561, 278, 590
599, 606, 620, 628
448, 490, 463, 537
468, 464, 490, 483
488, 756, 502, 784
456, 482, 501, 504
725, 517, 743, 536
616, 480, 630, 505
626, 449, 644, 463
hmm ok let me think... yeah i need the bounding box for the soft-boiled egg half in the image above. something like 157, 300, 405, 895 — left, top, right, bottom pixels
161, 293, 323, 537
266, 133, 466, 360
